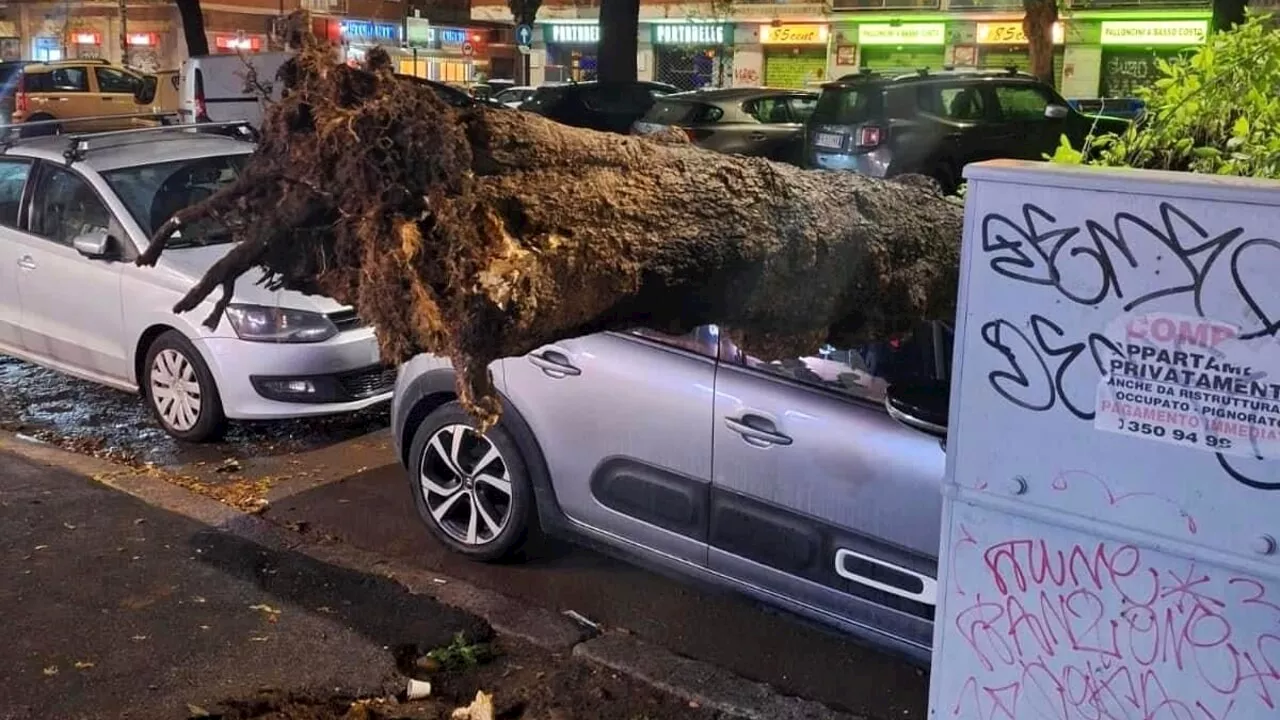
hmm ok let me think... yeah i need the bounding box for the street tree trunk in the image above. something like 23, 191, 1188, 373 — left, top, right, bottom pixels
1022, 0, 1058, 85
597, 0, 640, 82
174, 0, 210, 57
1212, 0, 1248, 32
506, 0, 542, 26
137, 15, 964, 429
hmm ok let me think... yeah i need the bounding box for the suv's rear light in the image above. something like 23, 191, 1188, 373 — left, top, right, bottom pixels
194, 70, 209, 122
15, 73, 27, 114
856, 126, 883, 148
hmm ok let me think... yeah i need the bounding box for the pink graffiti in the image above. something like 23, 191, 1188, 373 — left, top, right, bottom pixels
951, 538, 1280, 720
1051, 470, 1199, 536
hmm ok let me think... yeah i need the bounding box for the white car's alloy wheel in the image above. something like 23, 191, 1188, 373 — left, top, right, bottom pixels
149, 348, 203, 432
419, 423, 513, 546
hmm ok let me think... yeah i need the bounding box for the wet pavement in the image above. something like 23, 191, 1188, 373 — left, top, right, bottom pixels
0, 450, 476, 719
0, 355, 389, 468
266, 463, 931, 720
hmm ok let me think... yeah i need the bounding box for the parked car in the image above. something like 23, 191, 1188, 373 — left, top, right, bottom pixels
1067, 97, 1146, 121
136, 69, 181, 123
632, 87, 818, 164
11, 59, 156, 134
521, 80, 680, 134
493, 85, 537, 109
804, 68, 1131, 193
0, 127, 392, 441
392, 322, 951, 664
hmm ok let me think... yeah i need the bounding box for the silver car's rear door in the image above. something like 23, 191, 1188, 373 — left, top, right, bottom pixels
708, 327, 946, 654
499, 327, 720, 567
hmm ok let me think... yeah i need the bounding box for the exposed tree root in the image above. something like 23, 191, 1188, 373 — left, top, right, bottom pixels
138, 11, 964, 429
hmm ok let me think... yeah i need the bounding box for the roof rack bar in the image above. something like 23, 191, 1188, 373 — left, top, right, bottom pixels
61, 120, 256, 162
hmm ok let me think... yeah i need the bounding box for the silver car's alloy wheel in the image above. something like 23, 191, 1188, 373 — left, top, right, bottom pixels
150, 348, 203, 432
419, 424, 513, 546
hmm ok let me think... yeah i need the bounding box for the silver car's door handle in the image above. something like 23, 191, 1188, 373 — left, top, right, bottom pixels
527, 349, 581, 377
724, 415, 792, 446
17, 255, 35, 270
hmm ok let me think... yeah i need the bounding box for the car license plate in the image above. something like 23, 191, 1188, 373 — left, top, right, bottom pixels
813, 132, 845, 150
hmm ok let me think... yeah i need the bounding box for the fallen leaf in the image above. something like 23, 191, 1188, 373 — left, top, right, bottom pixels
215, 458, 242, 473
450, 691, 495, 720
187, 703, 211, 718
131, 635, 148, 641
134, 518, 146, 525
198, 625, 210, 630
249, 603, 280, 617
249, 635, 270, 642
63, 522, 76, 530
33, 545, 48, 551
192, 596, 207, 604
74, 661, 95, 669
42, 665, 58, 676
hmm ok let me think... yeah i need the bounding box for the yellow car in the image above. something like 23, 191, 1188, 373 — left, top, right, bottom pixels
13, 59, 159, 134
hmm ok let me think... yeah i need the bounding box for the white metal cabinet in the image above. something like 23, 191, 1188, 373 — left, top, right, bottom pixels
929, 161, 1280, 719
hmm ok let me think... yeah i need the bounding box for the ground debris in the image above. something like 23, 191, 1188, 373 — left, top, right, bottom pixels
450, 691, 494, 720
136, 9, 962, 431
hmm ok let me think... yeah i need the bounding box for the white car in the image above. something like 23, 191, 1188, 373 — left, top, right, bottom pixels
493, 86, 537, 109
0, 125, 391, 441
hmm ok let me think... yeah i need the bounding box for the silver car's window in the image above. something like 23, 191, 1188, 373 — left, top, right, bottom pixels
102, 154, 248, 247
722, 321, 953, 407
631, 325, 719, 359
0, 158, 31, 227
31, 166, 111, 246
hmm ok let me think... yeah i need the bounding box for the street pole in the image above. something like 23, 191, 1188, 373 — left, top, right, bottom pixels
118, 0, 128, 67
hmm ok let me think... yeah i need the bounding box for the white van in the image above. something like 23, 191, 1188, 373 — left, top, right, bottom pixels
178, 52, 293, 127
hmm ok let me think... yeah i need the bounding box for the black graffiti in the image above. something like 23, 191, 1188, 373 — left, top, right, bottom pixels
979, 202, 1280, 339
980, 315, 1125, 421
980, 201, 1280, 489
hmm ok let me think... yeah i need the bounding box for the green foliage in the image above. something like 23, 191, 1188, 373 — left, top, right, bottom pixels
423, 632, 495, 671
1051, 11, 1280, 178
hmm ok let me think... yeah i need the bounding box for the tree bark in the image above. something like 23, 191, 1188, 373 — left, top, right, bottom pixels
1022, 0, 1058, 86
597, 0, 640, 82
174, 0, 210, 57
506, 0, 542, 27
1212, 0, 1248, 32
137, 17, 964, 429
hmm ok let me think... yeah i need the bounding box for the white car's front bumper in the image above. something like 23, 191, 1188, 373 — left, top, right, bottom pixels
196, 327, 392, 420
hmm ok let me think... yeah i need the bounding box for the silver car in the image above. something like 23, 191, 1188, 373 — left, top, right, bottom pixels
0, 125, 391, 442
391, 323, 951, 664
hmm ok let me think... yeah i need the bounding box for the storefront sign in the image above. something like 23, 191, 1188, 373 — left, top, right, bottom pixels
127, 32, 158, 47
1099, 20, 1208, 46
433, 27, 470, 48
976, 21, 1064, 45
857, 23, 946, 46
340, 19, 401, 45
545, 24, 599, 45
760, 24, 828, 45
71, 31, 102, 45
406, 17, 431, 48
214, 34, 261, 52
651, 24, 729, 46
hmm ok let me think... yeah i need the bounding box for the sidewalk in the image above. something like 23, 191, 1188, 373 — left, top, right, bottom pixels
0, 451, 720, 720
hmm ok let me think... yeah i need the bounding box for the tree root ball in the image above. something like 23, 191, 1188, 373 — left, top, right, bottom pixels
138, 10, 964, 430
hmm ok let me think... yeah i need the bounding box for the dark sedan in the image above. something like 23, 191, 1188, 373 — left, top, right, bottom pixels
521, 80, 679, 134
631, 87, 818, 165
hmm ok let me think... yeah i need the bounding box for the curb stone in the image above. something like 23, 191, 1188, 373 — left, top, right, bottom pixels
575, 632, 866, 720
1, 430, 859, 719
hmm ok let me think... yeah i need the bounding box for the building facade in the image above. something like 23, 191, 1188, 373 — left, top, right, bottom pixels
472, 0, 1221, 99
0, 0, 507, 84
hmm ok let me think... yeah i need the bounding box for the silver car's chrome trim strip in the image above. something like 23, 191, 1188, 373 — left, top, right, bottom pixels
884, 397, 947, 437
834, 548, 938, 607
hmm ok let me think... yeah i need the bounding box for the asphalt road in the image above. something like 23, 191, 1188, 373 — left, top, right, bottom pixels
266, 463, 931, 720
0, 451, 487, 719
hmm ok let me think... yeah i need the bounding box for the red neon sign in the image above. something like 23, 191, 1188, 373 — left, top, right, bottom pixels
214, 34, 262, 51
127, 32, 158, 47
72, 32, 102, 45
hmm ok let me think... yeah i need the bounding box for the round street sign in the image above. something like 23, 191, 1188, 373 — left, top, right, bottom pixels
515, 23, 533, 51
461, 41, 474, 57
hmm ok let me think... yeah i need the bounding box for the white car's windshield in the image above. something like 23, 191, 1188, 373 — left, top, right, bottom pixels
103, 153, 250, 248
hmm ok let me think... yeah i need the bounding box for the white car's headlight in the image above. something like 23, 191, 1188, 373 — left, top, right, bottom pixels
224, 304, 339, 343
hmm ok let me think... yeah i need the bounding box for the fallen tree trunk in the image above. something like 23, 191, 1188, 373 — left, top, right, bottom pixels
139, 12, 965, 429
